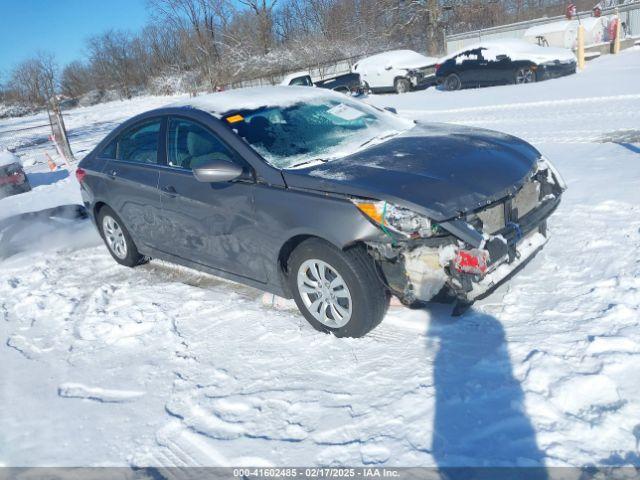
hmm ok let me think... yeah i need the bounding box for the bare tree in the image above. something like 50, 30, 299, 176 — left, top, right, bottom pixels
8, 52, 58, 106
238, 0, 278, 54
150, 0, 233, 90
87, 29, 144, 98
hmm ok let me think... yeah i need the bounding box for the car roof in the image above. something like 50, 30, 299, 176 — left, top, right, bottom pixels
169, 86, 343, 117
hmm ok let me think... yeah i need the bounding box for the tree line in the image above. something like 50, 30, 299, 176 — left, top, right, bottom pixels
0, 0, 596, 109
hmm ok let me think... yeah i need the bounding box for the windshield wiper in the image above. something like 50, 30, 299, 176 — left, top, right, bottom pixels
359, 131, 400, 149
290, 158, 328, 169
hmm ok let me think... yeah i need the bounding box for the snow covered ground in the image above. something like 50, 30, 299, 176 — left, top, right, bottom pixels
0, 48, 639, 468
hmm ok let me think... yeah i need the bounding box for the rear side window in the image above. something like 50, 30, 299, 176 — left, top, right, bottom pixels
166, 118, 236, 170
113, 120, 162, 164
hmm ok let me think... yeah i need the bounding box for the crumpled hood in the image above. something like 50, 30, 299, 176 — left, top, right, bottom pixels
282, 123, 541, 221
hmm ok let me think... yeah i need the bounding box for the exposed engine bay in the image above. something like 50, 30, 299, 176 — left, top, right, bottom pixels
365, 158, 566, 308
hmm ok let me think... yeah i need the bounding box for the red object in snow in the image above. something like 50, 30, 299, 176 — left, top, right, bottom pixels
75, 168, 87, 183
0, 171, 25, 186
454, 249, 489, 275
566, 2, 577, 19
609, 18, 619, 41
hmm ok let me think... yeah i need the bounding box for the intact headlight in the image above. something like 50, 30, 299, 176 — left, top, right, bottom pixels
352, 199, 442, 239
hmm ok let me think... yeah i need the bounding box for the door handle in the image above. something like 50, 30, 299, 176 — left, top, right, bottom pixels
161, 185, 177, 197
108, 169, 118, 178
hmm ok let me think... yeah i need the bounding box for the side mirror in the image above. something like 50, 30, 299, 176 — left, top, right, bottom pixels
193, 159, 243, 183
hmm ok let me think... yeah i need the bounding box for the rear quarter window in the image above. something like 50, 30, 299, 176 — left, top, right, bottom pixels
98, 139, 117, 159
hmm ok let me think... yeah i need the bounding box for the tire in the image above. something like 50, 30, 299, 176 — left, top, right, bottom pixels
514, 67, 536, 85
394, 78, 411, 94
97, 205, 148, 267
288, 238, 389, 338
444, 73, 462, 91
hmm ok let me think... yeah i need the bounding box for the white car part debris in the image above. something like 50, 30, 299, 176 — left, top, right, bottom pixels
403, 245, 451, 301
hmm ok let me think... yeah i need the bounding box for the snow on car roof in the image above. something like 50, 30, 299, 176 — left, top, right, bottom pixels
0, 148, 20, 168
169, 86, 345, 116
442, 39, 576, 64
355, 50, 438, 70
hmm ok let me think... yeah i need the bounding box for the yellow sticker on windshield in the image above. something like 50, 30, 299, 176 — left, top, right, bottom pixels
226, 114, 244, 123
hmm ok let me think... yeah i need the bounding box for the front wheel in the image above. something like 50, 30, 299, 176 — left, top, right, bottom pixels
97, 206, 148, 267
394, 78, 411, 94
288, 239, 389, 338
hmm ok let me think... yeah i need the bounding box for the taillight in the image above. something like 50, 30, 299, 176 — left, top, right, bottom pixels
75, 168, 87, 183
454, 249, 489, 275
435, 63, 441, 73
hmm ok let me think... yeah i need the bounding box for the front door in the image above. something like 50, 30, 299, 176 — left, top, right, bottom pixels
157, 116, 266, 283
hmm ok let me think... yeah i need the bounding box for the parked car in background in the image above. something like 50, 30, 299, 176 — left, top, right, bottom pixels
352, 50, 439, 94
281, 71, 363, 95
280, 71, 315, 87
315, 73, 363, 95
436, 39, 577, 91
77, 87, 565, 338
0, 149, 31, 199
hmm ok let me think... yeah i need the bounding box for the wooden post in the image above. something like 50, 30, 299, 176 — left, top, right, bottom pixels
613, 8, 622, 54
577, 24, 586, 70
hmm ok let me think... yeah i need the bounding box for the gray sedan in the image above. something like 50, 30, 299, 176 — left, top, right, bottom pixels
76, 87, 565, 337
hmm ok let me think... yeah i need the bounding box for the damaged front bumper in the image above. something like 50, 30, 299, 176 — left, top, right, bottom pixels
367, 159, 564, 305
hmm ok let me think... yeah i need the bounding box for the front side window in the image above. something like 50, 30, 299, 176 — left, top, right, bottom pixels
225, 97, 414, 169
167, 118, 235, 170
116, 120, 162, 164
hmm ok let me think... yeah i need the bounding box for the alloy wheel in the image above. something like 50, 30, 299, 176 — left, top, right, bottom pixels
102, 215, 128, 259
445, 74, 461, 91
516, 68, 535, 84
297, 259, 352, 328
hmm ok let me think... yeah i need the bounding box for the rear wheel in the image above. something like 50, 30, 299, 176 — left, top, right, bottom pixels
288, 238, 389, 338
444, 73, 462, 91
514, 67, 536, 84
394, 78, 411, 94
97, 206, 148, 267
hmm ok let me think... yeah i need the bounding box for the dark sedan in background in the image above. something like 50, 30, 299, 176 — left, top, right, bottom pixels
437, 39, 577, 91
0, 150, 31, 199
76, 87, 565, 338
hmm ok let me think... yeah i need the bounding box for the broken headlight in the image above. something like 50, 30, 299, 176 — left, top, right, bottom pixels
352, 199, 442, 239
537, 156, 567, 190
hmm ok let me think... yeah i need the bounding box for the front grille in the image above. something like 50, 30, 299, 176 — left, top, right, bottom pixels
475, 180, 542, 234
420, 66, 436, 77
476, 202, 505, 234
513, 180, 541, 218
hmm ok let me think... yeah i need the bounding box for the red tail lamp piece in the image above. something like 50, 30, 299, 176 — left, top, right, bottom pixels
454, 249, 489, 275
75, 168, 87, 183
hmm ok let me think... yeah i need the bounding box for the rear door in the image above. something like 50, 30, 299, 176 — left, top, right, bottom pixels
102, 118, 163, 250
156, 116, 267, 282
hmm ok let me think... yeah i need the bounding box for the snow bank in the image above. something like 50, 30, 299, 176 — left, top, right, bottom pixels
58, 383, 145, 403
